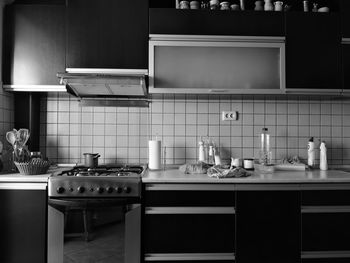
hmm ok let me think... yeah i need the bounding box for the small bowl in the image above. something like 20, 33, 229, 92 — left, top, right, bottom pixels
318, 6, 330, 12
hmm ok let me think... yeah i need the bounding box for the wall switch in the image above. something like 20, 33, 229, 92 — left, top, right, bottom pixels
222, 111, 238, 121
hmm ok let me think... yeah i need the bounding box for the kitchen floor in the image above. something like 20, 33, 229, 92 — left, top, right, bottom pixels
64, 222, 124, 263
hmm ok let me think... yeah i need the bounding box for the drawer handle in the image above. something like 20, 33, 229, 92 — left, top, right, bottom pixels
144, 252, 235, 261
145, 184, 234, 191
301, 206, 350, 213
301, 251, 350, 259
145, 207, 235, 215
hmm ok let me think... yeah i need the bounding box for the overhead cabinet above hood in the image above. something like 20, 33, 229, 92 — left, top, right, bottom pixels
57, 68, 148, 98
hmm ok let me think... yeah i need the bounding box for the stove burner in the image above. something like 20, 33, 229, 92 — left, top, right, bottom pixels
58, 165, 144, 177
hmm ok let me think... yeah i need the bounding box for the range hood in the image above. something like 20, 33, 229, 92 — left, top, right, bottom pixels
57, 68, 148, 98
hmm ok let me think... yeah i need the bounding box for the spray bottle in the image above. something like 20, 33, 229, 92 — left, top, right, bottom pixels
307, 137, 315, 168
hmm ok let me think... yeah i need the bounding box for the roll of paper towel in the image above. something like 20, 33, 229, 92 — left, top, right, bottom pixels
149, 140, 161, 170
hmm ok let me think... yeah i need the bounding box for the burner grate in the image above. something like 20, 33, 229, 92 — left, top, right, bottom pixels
58, 165, 144, 177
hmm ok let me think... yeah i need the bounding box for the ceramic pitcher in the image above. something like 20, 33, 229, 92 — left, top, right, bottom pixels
254, 0, 263, 10
274, 1, 283, 11
264, 0, 273, 11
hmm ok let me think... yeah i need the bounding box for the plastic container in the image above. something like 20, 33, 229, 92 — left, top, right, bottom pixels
259, 128, 272, 165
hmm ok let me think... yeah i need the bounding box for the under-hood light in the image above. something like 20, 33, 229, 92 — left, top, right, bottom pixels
79, 98, 149, 108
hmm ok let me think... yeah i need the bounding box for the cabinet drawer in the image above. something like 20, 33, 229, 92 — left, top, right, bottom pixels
302, 259, 350, 263
302, 190, 350, 206
144, 184, 235, 206
144, 213, 235, 253
302, 213, 350, 251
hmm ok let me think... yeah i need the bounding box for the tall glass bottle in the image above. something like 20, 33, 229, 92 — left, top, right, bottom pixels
259, 128, 272, 165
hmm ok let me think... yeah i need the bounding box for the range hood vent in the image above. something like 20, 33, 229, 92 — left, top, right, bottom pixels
57, 68, 148, 98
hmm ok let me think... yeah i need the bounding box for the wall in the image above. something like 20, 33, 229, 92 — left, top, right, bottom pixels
0, 0, 15, 165
41, 93, 350, 166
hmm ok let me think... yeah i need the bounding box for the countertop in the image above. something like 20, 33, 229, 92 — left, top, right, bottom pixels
142, 168, 350, 184
2, 165, 350, 185
0, 172, 51, 183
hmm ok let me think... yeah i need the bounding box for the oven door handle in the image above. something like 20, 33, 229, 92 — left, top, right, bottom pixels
48, 198, 131, 209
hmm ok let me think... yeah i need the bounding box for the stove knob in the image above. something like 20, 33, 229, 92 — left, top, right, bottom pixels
97, 187, 104, 194
115, 186, 123, 193
77, 186, 85, 193
123, 186, 131, 194
106, 187, 113, 193
56, 187, 65, 194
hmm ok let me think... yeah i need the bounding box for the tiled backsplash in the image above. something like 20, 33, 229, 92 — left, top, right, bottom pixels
0, 87, 15, 168
41, 93, 350, 166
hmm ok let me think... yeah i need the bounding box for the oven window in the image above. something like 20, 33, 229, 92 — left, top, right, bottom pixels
63, 206, 125, 263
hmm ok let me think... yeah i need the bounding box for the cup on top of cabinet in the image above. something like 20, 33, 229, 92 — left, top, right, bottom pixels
180, 0, 190, 9
274, 1, 283, 11
190, 0, 200, 9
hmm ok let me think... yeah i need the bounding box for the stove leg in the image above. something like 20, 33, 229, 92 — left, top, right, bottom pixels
83, 209, 91, 242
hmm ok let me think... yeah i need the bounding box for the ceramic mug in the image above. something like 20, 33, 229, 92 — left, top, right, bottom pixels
231, 4, 240, 10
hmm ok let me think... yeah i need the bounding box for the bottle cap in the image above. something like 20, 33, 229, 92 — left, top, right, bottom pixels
262, 128, 268, 131
309, 137, 314, 142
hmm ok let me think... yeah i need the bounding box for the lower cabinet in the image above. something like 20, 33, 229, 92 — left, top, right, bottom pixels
0, 183, 47, 263
143, 184, 236, 262
236, 189, 300, 263
301, 186, 350, 262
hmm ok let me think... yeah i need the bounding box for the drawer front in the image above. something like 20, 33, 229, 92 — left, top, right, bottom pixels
144, 261, 234, 263
302, 190, 350, 206
302, 260, 350, 263
144, 213, 235, 253
302, 213, 350, 251
144, 184, 235, 207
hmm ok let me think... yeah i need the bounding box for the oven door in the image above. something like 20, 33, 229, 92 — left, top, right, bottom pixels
48, 198, 141, 263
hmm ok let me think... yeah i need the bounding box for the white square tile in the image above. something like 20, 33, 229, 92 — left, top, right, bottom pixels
105, 124, 117, 136
69, 136, 80, 147
81, 136, 93, 147
58, 112, 70, 124
81, 124, 93, 135
93, 136, 105, 147
93, 124, 105, 135
47, 112, 58, 124
70, 112, 80, 124
82, 112, 93, 123
105, 112, 117, 124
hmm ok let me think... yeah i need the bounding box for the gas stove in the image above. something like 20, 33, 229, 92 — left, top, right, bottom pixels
48, 164, 145, 198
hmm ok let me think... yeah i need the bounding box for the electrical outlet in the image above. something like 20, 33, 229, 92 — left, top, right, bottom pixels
222, 111, 238, 121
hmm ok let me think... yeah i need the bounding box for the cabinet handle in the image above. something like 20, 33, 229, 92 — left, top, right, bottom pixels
301, 251, 350, 259
0, 183, 47, 190
144, 252, 235, 261
301, 206, 350, 213
342, 38, 350, 44
145, 207, 235, 215
145, 184, 234, 191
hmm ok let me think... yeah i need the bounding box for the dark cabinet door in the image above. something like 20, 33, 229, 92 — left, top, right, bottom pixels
343, 44, 350, 90
2, 3, 65, 85
236, 191, 300, 263
341, 0, 350, 37
150, 9, 285, 36
0, 187, 47, 263
66, 0, 148, 69
285, 13, 341, 90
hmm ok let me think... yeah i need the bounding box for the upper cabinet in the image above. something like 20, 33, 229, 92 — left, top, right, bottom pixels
149, 8, 285, 36
341, 0, 350, 37
66, 0, 148, 69
285, 12, 341, 91
2, 2, 65, 86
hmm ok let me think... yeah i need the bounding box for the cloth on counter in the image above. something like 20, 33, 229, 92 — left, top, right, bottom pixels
179, 162, 211, 174
207, 165, 251, 178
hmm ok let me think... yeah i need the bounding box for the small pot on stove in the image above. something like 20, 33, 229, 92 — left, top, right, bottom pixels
83, 153, 100, 168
